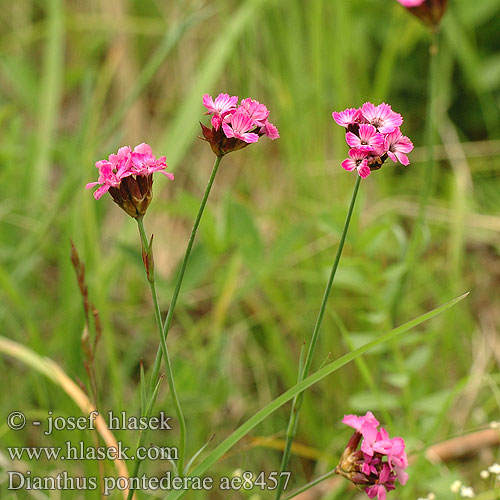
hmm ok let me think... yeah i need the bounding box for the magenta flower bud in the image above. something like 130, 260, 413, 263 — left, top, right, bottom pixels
86, 143, 174, 219
396, 0, 448, 28
201, 93, 279, 156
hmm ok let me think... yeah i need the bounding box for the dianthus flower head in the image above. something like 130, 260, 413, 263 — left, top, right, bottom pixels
336, 412, 408, 500
86, 143, 173, 218
200, 93, 279, 156
396, 0, 448, 27
333, 103, 413, 179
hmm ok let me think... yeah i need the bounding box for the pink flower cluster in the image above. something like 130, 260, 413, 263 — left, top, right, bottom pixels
333, 103, 413, 179
336, 412, 408, 500
86, 143, 174, 200
201, 93, 279, 155
203, 93, 279, 143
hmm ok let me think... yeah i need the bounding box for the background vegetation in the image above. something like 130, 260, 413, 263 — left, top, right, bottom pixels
1, 0, 500, 498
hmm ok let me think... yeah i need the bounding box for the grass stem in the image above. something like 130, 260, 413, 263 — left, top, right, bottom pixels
136, 155, 223, 484
390, 28, 439, 325
274, 174, 361, 499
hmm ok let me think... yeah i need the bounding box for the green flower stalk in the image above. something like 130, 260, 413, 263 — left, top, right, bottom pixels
275, 103, 414, 499
131, 92, 280, 485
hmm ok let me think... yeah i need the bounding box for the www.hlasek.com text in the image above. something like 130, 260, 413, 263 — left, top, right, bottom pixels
8, 441, 177, 461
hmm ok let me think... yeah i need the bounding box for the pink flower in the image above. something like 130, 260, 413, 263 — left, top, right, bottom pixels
360, 102, 403, 134
86, 143, 173, 217
333, 102, 413, 178
200, 93, 279, 155
343, 411, 380, 432
130, 143, 174, 178
108, 146, 132, 177
333, 107, 362, 128
260, 120, 280, 140
337, 413, 408, 500
239, 98, 270, 127
222, 111, 260, 143
203, 93, 238, 130
384, 128, 414, 166
85, 161, 122, 200
397, 0, 425, 6
341, 149, 372, 178
346, 124, 384, 153
365, 465, 396, 500
377, 433, 409, 485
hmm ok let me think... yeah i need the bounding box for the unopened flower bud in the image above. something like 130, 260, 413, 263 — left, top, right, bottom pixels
397, 0, 448, 28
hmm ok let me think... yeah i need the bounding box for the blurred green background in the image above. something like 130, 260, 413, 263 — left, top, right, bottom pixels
1, 0, 500, 498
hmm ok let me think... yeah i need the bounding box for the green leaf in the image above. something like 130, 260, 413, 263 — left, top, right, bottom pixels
227, 199, 263, 266
165, 292, 469, 500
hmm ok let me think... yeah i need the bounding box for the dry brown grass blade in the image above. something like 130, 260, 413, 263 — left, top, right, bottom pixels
426, 429, 500, 463
0, 336, 135, 500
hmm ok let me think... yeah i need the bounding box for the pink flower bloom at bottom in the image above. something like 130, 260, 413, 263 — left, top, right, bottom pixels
222, 112, 259, 143
365, 465, 396, 500
341, 149, 372, 179
384, 128, 414, 166
337, 412, 408, 500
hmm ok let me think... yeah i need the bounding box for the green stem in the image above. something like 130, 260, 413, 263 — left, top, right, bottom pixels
137, 217, 163, 334
282, 470, 337, 500
144, 154, 223, 479
127, 373, 163, 500
127, 217, 186, 499
390, 28, 439, 325
164, 293, 467, 500
274, 175, 361, 499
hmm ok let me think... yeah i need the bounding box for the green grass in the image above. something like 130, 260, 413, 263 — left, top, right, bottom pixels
1, 0, 500, 499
